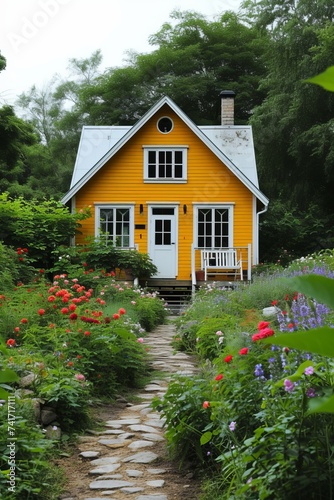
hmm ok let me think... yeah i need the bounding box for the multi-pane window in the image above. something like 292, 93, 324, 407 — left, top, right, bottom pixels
99, 207, 130, 247
144, 148, 187, 181
197, 208, 230, 248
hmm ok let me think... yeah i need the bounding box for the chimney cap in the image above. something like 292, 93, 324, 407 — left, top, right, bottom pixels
220, 90, 236, 98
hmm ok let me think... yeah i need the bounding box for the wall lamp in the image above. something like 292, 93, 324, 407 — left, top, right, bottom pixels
183, 204, 187, 215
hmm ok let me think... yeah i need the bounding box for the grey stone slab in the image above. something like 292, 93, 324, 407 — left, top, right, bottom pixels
98, 438, 131, 448
147, 469, 167, 475
121, 487, 145, 493
135, 496, 168, 500
144, 384, 164, 392
144, 419, 165, 428
122, 451, 159, 464
95, 474, 123, 480
90, 457, 121, 465
141, 433, 165, 442
89, 464, 121, 475
90, 479, 134, 489
126, 469, 144, 477
100, 429, 124, 435
128, 403, 150, 411
80, 451, 101, 458
105, 418, 140, 425
128, 440, 155, 450
146, 480, 165, 488
129, 424, 160, 433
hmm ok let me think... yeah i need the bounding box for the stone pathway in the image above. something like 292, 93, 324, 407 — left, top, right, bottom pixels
61, 321, 200, 500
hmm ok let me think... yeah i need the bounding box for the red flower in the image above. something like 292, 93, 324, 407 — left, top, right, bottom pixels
119, 308, 126, 315
258, 321, 270, 330
202, 401, 210, 409
20, 318, 28, 324
84, 331, 91, 336
6, 338, 15, 347
239, 347, 248, 355
67, 361, 74, 367
61, 307, 69, 315
69, 313, 78, 321
252, 327, 275, 342
69, 304, 77, 311
38, 308, 45, 316
113, 313, 120, 320
271, 300, 278, 306
48, 295, 56, 302
215, 374, 223, 381
224, 355, 233, 363
14, 327, 20, 333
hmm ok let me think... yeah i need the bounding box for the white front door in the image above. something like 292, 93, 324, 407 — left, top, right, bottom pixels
149, 206, 178, 278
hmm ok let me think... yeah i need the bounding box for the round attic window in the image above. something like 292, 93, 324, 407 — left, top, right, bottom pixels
157, 117, 173, 133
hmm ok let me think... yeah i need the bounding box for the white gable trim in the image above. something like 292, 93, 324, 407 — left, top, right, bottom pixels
61, 96, 268, 207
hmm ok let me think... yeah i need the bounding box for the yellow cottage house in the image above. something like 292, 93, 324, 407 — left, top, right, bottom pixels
61, 92, 268, 289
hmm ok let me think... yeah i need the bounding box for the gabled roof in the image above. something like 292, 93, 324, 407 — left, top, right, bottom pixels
61, 96, 269, 206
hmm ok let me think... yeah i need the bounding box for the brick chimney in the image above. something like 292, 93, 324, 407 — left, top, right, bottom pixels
220, 90, 235, 125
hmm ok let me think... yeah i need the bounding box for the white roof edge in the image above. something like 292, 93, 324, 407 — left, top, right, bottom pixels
61, 96, 268, 206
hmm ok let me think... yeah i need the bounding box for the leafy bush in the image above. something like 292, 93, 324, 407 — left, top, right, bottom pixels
157, 255, 334, 498
0, 400, 64, 499
134, 296, 168, 331
0, 193, 91, 271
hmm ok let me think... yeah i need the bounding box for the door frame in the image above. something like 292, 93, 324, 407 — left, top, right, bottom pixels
148, 203, 179, 278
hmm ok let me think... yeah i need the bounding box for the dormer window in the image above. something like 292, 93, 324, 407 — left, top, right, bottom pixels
143, 146, 188, 183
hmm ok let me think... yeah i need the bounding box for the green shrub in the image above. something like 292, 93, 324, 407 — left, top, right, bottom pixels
134, 296, 167, 331
0, 400, 64, 499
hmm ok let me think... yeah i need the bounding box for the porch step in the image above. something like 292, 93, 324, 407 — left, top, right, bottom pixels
142, 279, 193, 315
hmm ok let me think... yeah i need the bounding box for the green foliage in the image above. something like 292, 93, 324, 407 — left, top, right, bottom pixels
0, 193, 91, 273
152, 376, 213, 465
306, 65, 334, 91
158, 256, 334, 498
0, 400, 64, 499
51, 240, 158, 281
134, 296, 168, 332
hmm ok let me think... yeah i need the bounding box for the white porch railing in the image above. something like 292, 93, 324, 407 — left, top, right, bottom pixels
191, 244, 252, 289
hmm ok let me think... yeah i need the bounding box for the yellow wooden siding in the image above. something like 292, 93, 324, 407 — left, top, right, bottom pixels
74, 104, 253, 280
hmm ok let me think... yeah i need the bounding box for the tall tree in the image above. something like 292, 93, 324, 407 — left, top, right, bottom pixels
244, 0, 334, 209
242, 0, 334, 260
0, 105, 37, 195
85, 10, 268, 125
0, 52, 6, 73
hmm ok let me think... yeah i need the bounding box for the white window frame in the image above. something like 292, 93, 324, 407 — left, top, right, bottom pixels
143, 146, 188, 183
194, 204, 234, 248
94, 204, 135, 248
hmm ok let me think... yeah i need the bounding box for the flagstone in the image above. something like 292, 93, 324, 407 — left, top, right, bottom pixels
147, 469, 167, 475
126, 469, 144, 477
122, 451, 159, 463
128, 440, 155, 450
129, 424, 160, 433
121, 486, 145, 493
146, 480, 165, 488
89, 464, 121, 475
141, 433, 165, 442
80, 451, 101, 458
89, 479, 134, 489
90, 457, 121, 465
105, 418, 140, 426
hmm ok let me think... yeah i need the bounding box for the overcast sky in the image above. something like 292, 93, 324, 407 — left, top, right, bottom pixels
1, 0, 241, 106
